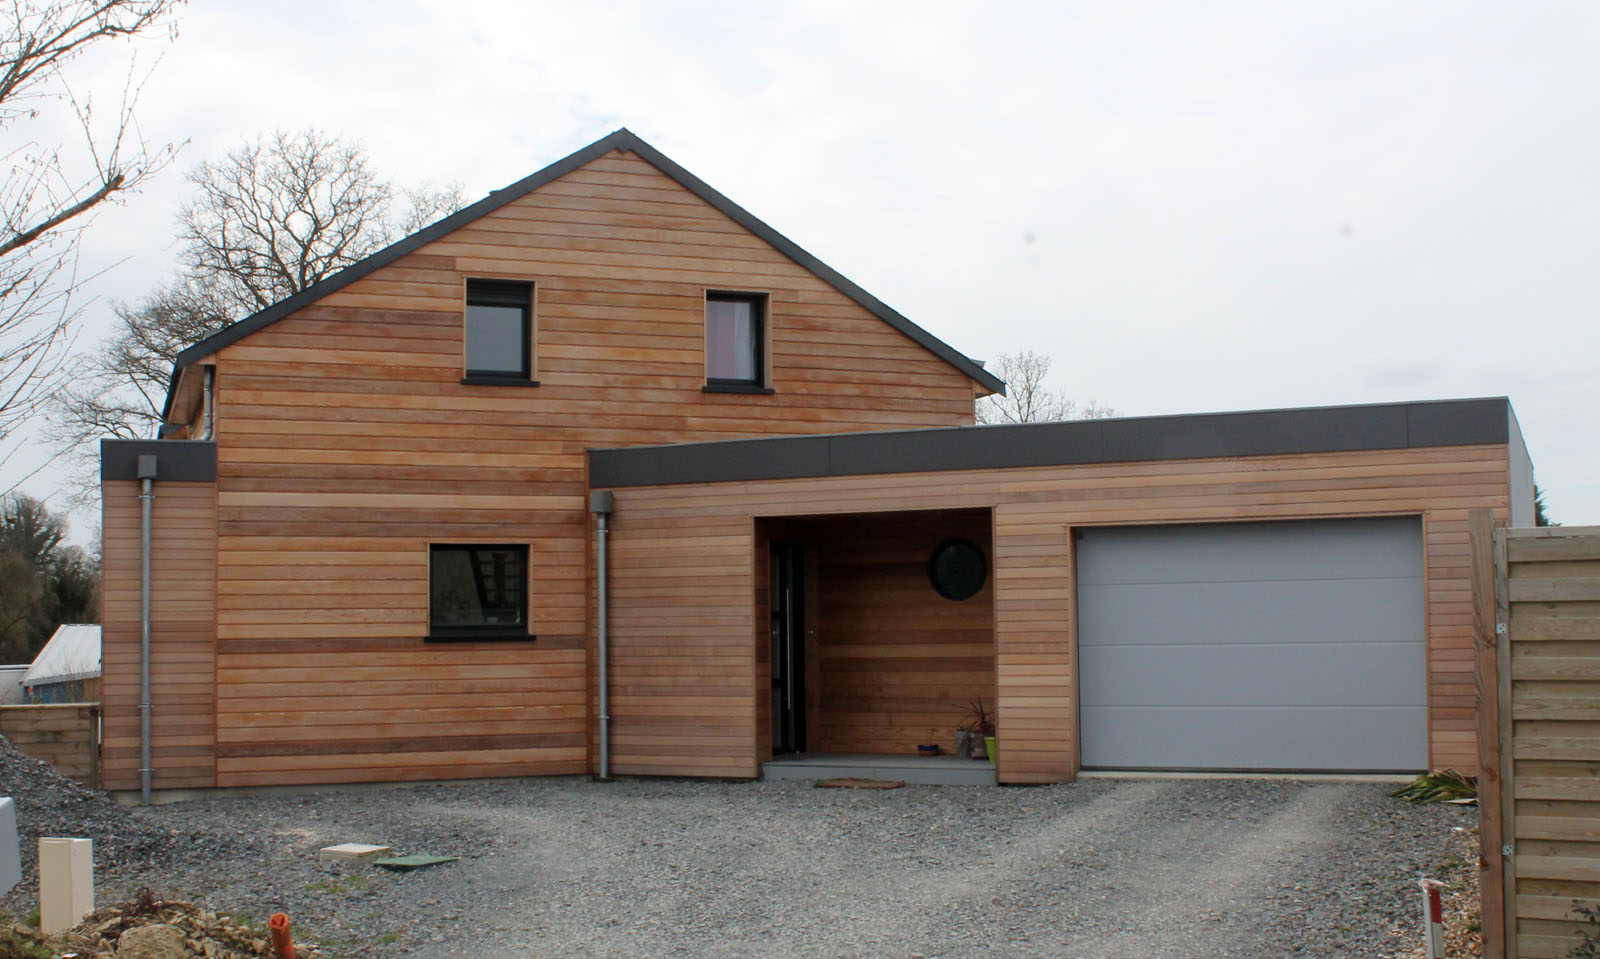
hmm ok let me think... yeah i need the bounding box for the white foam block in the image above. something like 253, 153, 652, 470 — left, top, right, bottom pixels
318, 842, 392, 862
39, 837, 93, 934
0, 799, 19, 895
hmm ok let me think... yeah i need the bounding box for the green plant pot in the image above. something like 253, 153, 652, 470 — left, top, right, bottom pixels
984, 736, 997, 763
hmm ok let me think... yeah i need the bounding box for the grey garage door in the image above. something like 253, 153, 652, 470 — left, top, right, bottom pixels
1077, 517, 1426, 771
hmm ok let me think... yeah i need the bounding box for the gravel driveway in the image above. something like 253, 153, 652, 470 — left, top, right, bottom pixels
37, 774, 1473, 959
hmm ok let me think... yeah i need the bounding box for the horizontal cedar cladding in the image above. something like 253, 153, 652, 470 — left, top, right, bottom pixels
101, 478, 218, 791
188, 144, 985, 787
598, 440, 1515, 783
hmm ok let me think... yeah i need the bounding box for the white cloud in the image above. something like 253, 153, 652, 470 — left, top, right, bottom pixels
12, 0, 1600, 530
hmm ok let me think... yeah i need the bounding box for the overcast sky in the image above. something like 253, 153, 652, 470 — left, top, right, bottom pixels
19, 0, 1600, 537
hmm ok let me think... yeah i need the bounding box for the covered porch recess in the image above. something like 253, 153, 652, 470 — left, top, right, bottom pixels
754, 509, 1000, 784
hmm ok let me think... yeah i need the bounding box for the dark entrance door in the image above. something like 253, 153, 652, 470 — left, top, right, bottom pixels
770, 542, 805, 754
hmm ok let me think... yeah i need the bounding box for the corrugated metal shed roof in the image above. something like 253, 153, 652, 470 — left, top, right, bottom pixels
22, 625, 101, 686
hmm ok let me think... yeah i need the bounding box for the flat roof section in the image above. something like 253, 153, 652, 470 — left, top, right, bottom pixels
101, 440, 218, 482
587, 397, 1515, 489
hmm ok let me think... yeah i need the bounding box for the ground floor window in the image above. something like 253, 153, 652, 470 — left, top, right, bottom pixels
428, 544, 529, 640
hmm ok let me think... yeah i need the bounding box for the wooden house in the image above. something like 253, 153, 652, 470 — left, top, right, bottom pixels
100, 129, 1533, 791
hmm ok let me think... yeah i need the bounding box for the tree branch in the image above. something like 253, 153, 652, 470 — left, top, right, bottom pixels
0, 168, 121, 258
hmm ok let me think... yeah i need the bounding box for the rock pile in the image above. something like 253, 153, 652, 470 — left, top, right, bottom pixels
9, 893, 321, 958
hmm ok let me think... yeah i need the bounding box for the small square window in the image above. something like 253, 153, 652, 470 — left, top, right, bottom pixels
465, 280, 532, 381
706, 292, 766, 388
428, 544, 530, 640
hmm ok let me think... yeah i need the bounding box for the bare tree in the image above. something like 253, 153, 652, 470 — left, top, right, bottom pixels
178, 130, 460, 317
0, 0, 183, 491
54, 274, 227, 443
976, 350, 1113, 425
54, 129, 463, 468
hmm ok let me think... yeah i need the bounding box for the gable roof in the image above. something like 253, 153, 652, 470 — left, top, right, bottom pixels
164, 128, 1005, 416
23, 625, 101, 687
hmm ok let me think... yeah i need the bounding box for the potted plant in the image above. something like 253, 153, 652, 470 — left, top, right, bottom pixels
958, 700, 996, 761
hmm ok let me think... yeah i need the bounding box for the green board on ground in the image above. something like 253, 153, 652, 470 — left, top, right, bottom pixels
373, 855, 459, 871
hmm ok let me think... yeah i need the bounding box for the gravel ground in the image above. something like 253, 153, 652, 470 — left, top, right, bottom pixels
0, 749, 1475, 958
0, 737, 265, 889
1394, 824, 1483, 958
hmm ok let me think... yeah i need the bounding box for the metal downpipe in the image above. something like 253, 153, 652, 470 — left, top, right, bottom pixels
138, 474, 154, 805
597, 511, 610, 780
590, 490, 614, 781
195, 367, 215, 441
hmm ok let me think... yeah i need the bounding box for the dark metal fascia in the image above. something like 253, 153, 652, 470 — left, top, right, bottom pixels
101, 440, 218, 482
586, 397, 1515, 489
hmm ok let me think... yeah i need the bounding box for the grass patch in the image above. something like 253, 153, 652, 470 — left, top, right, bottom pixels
1390, 769, 1476, 804
0, 930, 52, 958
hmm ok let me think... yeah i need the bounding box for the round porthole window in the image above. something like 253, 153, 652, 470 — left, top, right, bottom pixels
929, 539, 987, 601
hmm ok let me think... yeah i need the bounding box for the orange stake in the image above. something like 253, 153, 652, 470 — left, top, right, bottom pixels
268, 912, 295, 959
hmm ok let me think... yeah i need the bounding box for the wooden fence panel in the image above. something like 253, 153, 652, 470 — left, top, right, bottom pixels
1487, 524, 1600, 959
0, 703, 101, 788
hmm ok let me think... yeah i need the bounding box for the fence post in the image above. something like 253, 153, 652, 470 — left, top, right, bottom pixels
1470, 509, 1505, 959
1492, 526, 1515, 959
88, 704, 101, 790
1420, 878, 1447, 957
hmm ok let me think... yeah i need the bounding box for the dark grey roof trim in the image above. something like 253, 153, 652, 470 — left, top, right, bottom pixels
162, 128, 1002, 418
587, 397, 1514, 489
101, 440, 217, 482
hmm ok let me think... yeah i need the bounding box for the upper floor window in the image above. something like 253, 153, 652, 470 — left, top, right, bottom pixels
705, 291, 769, 392
464, 280, 534, 384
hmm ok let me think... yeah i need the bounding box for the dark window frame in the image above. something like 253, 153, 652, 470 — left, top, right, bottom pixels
464, 279, 536, 385
704, 290, 770, 391
426, 543, 535, 642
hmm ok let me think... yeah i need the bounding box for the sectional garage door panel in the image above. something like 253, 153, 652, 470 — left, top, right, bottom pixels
1079, 578, 1427, 651
1076, 517, 1427, 771
1081, 641, 1426, 709
1079, 706, 1425, 771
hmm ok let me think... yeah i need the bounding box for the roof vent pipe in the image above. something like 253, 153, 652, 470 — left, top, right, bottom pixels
136, 455, 157, 805
589, 491, 614, 781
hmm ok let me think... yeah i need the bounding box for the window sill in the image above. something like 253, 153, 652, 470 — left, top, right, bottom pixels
461, 376, 541, 387
702, 383, 775, 395
424, 632, 538, 644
